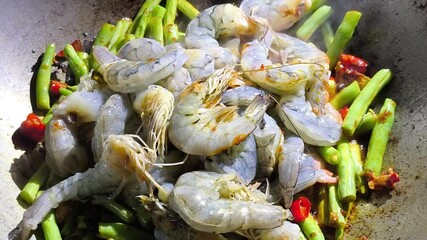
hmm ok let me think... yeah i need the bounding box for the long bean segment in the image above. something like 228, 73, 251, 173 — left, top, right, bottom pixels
147, 5, 167, 45
132, 0, 162, 37
100, 201, 135, 224
321, 21, 334, 50
330, 80, 361, 110
317, 146, 340, 165
98, 222, 155, 240
296, 5, 333, 41
89, 23, 116, 70
349, 141, 368, 195
364, 98, 396, 176
164, 0, 179, 45
299, 214, 325, 240
326, 11, 362, 69
178, 0, 200, 19
64, 44, 88, 83
41, 211, 62, 240
107, 18, 132, 50
36, 43, 55, 110
19, 162, 50, 205
354, 110, 377, 136
336, 140, 356, 203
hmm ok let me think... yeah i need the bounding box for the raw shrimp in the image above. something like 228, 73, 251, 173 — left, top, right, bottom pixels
157, 67, 193, 99
168, 67, 270, 156
91, 94, 133, 162
133, 85, 175, 159
276, 90, 342, 146
183, 49, 215, 81
257, 220, 302, 240
44, 90, 106, 177
169, 171, 289, 233
9, 134, 157, 240
117, 38, 166, 61
184, 3, 257, 68
92, 45, 187, 93
221, 85, 268, 107
240, 0, 312, 31
205, 134, 258, 185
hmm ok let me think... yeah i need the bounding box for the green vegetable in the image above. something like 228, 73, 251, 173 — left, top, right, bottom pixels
100, 201, 136, 224
349, 141, 368, 195
296, 5, 333, 41
354, 110, 377, 136
64, 44, 88, 83
164, 0, 179, 45
330, 80, 361, 110
19, 162, 50, 205
317, 146, 340, 165
107, 18, 132, 50
89, 23, 116, 70
337, 140, 357, 203
327, 184, 345, 230
41, 211, 62, 240
299, 214, 325, 240
131, 0, 162, 37
147, 5, 167, 45
316, 184, 329, 227
326, 11, 362, 69
321, 21, 334, 50
178, 0, 200, 19
364, 98, 396, 176
36, 43, 55, 110
342, 69, 392, 137
98, 222, 155, 240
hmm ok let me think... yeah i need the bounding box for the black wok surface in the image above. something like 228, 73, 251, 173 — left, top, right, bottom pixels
1, 0, 426, 239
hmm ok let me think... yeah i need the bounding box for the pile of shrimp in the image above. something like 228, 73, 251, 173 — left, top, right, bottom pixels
10, 1, 344, 239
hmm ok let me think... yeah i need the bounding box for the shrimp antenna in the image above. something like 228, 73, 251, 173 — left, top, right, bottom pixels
238, 62, 323, 74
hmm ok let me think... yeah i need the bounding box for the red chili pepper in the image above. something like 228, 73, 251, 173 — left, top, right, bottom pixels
339, 106, 349, 119
50, 80, 68, 96
290, 196, 312, 223
20, 113, 46, 143
56, 39, 84, 58
339, 54, 368, 74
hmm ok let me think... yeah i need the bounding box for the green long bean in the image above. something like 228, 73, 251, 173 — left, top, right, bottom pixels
147, 5, 167, 45
354, 110, 377, 136
41, 211, 62, 240
98, 222, 155, 240
349, 141, 368, 195
89, 23, 116, 70
299, 214, 325, 240
131, 0, 162, 37
107, 18, 132, 50
321, 21, 334, 50
330, 80, 361, 110
317, 146, 340, 165
64, 44, 88, 83
36, 43, 55, 110
100, 201, 135, 224
326, 11, 362, 69
342, 69, 392, 137
178, 0, 200, 19
296, 5, 333, 41
364, 98, 396, 176
19, 162, 50, 205
337, 140, 357, 203
164, 0, 179, 45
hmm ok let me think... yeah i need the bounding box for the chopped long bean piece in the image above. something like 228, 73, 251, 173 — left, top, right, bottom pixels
64, 44, 88, 83
131, 0, 162, 37
164, 0, 179, 45
330, 80, 361, 110
328, 184, 345, 229
321, 21, 334, 50
178, 0, 200, 19
100, 201, 135, 224
307, 0, 327, 14
342, 69, 392, 137
19, 162, 50, 205
41, 103, 58, 125
299, 214, 325, 240
98, 222, 155, 240
36, 43, 55, 110
326, 11, 362, 69
316, 184, 329, 226
77, 51, 89, 67
41, 211, 62, 240
317, 146, 340, 165
61, 208, 80, 237
354, 110, 377, 136
148, 5, 167, 45
107, 18, 132, 50
58, 88, 73, 96
364, 98, 396, 176
349, 141, 368, 195
89, 23, 116, 70
296, 6, 333, 41
337, 140, 356, 203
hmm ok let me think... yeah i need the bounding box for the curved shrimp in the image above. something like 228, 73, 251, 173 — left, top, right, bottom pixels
157, 67, 193, 99
185, 3, 257, 68
44, 90, 106, 177
133, 85, 175, 160
240, 0, 312, 31
91, 94, 133, 162
168, 67, 270, 156
9, 134, 157, 240
183, 49, 215, 81
169, 171, 290, 233
205, 134, 258, 185
92, 45, 187, 93
117, 38, 166, 61
257, 220, 302, 240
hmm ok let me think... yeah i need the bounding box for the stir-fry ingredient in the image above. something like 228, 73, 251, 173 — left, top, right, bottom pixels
10, 1, 400, 240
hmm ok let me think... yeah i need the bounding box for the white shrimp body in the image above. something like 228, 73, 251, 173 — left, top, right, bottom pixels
169, 171, 289, 233
258, 220, 302, 240
276, 90, 342, 146
205, 134, 258, 185
9, 135, 157, 240
133, 85, 175, 159
240, 0, 311, 31
91, 94, 133, 162
183, 49, 215, 81
93, 45, 188, 93
168, 68, 270, 156
185, 3, 256, 68
117, 38, 166, 61
44, 91, 106, 177
241, 39, 322, 95
157, 67, 193, 99
221, 85, 267, 107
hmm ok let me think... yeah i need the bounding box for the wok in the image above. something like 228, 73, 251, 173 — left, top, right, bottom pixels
1, 0, 426, 239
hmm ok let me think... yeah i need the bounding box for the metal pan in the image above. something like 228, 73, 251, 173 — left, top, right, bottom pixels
1, 0, 426, 239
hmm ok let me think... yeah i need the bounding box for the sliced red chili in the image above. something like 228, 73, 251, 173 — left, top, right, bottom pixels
20, 113, 46, 143
339, 106, 349, 119
339, 54, 368, 74
290, 196, 312, 223
50, 80, 68, 96
56, 39, 84, 58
